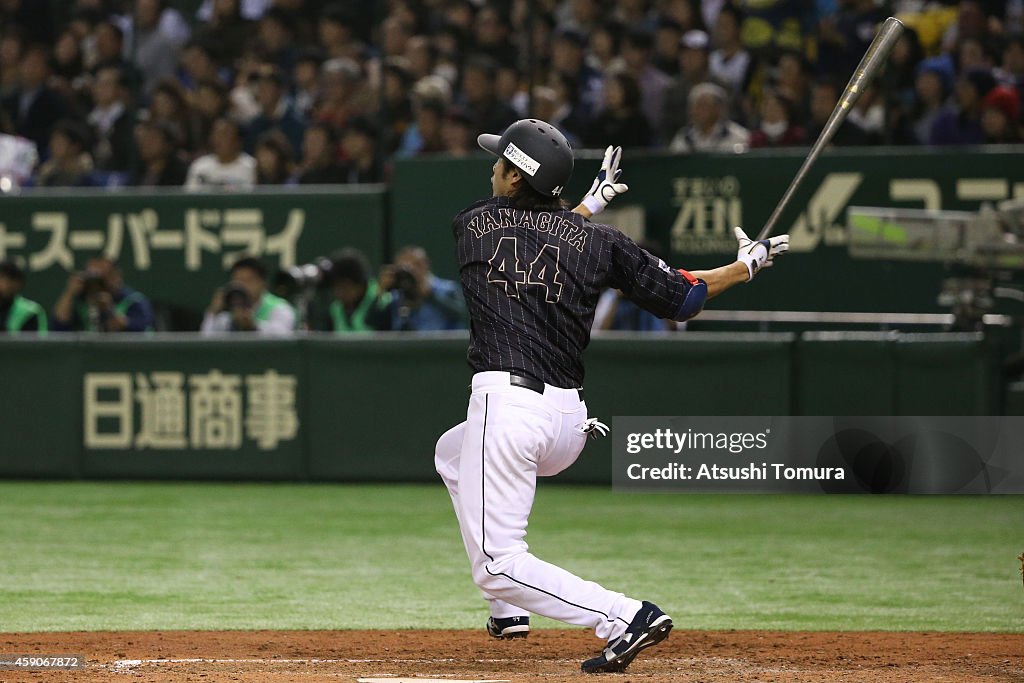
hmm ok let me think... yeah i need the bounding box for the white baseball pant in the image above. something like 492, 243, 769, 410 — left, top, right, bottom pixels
435, 371, 643, 641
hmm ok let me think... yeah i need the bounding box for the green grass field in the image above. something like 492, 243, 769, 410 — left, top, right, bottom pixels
0, 482, 1020, 633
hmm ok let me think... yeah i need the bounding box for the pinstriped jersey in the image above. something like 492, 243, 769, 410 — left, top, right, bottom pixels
453, 195, 697, 388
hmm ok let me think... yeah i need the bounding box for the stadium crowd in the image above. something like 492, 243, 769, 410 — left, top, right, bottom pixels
0, 0, 1020, 190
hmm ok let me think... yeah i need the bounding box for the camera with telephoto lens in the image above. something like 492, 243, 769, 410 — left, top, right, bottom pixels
221, 282, 252, 311
281, 256, 334, 291
392, 264, 419, 300
79, 269, 106, 297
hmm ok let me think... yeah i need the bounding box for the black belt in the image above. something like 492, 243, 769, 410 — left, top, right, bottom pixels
509, 373, 584, 402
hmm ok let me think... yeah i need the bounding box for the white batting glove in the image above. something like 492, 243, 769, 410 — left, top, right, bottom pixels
581, 145, 629, 216
734, 227, 789, 281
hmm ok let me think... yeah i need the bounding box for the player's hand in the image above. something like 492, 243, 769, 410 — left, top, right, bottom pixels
581, 146, 629, 216
734, 227, 789, 281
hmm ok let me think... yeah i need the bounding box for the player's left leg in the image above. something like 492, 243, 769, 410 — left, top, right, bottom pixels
454, 375, 643, 641
435, 421, 530, 632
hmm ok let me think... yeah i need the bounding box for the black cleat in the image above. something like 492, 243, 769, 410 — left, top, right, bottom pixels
581, 601, 673, 673
486, 615, 530, 639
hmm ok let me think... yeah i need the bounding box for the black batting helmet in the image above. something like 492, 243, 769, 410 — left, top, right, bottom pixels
477, 119, 574, 197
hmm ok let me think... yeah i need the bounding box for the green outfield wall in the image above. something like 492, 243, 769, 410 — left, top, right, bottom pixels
3, 148, 1022, 328
0, 332, 999, 482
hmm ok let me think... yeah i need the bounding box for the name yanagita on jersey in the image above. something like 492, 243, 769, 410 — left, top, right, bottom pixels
465, 208, 588, 252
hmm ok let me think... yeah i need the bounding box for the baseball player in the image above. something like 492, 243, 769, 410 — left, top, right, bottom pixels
434, 120, 789, 673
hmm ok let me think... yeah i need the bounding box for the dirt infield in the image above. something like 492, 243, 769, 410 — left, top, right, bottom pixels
1, 629, 1021, 682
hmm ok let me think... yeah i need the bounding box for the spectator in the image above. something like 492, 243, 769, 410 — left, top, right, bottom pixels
92, 21, 132, 77
295, 122, 345, 184
396, 97, 447, 158
380, 246, 465, 331
818, 0, 887, 76
653, 18, 684, 76
588, 21, 624, 73
0, 28, 26, 100
405, 35, 439, 81
191, 78, 230, 156
459, 55, 518, 137
806, 78, 869, 146
88, 65, 136, 174
442, 108, 475, 156
314, 57, 374, 130
530, 85, 580, 146
909, 56, 955, 145
998, 34, 1024, 99
980, 85, 1021, 142
185, 117, 256, 189
201, 256, 296, 334
52, 256, 155, 333
148, 79, 196, 154
929, 67, 996, 145
177, 41, 224, 93
619, 29, 673, 134
193, 0, 253, 67
473, 5, 516, 68
324, 248, 391, 332
773, 50, 811, 121
958, 35, 997, 72
708, 4, 751, 95
749, 88, 806, 147
318, 3, 362, 61
550, 28, 604, 125
340, 117, 386, 184
131, 119, 188, 186
124, 0, 181, 95
941, 0, 992, 55
292, 47, 324, 117
36, 120, 94, 187
254, 8, 298, 74
254, 130, 294, 184
245, 65, 306, 158
669, 82, 750, 152
2, 44, 67, 154
585, 71, 653, 148
52, 29, 86, 92
379, 59, 415, 154
661, 29, 712, 140
0, 259, 46, 335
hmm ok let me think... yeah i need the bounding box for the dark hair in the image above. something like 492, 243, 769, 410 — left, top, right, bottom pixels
329, 248, 371, 287
52, 119, 91, 150
230, 256, 267, 280
609, 71, 643, 113
0, 259, 25, 283
499, 158, 567, 212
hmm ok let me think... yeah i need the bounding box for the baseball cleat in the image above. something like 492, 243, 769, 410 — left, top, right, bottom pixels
581, 601, 673, 673
486, 615, 530, 639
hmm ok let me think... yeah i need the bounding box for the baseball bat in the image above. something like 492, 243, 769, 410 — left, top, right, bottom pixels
756, 16, 905, 241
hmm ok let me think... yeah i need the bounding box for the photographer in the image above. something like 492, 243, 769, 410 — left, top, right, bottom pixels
0, 260, 46, 335
201, 256, 296, 335
52, 256, 154, 332
379, 246, 465, 331
323, 248, 391, 333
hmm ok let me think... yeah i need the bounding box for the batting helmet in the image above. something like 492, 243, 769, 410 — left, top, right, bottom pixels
477, 119, 573, 197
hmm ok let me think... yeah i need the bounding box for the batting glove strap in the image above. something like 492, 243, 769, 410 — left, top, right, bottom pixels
583, 145, 629, 216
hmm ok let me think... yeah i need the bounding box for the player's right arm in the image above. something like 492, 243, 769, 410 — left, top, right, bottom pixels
605, 226, 789, 322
